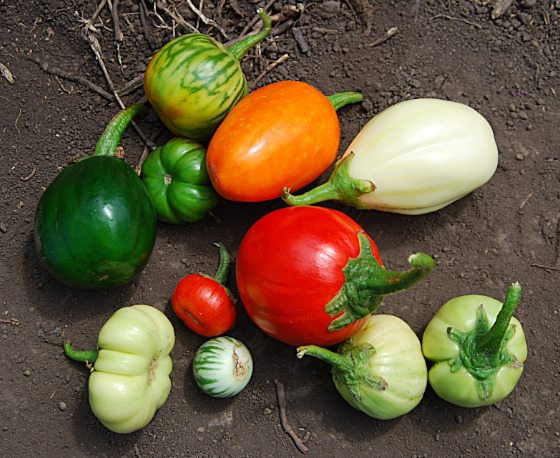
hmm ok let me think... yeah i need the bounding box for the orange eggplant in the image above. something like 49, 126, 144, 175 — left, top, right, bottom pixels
206, 80, 362, 202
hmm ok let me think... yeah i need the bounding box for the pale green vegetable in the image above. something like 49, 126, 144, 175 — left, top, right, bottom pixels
64, 305, 175, 434
297, 314, 427, 419
193, 336, 253, 398
283, 98, 498, 215
422, 282, 527, 407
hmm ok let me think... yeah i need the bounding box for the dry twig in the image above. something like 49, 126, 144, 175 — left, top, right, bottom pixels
185, 0, 228, 38
138, 0, 158, 49
431, 14, 481, 28
106, 0, 123, 41
79, 9, 155, 150
274, 379, 309, 454
26, 55, 113, 100
20, 167, 37, 181
0, 62, 15, 84
345, 0, 376, 35
250, 54, 289, 88
368, 27, 398, 47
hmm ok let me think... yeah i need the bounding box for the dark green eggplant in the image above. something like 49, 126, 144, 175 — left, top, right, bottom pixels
34, 104, 157, 289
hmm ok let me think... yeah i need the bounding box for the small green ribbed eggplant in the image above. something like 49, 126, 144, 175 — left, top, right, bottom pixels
141, 137, 219, 223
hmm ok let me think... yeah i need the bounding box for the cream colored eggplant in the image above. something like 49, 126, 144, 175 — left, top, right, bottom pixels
297, 315, 427, 420
283, 98, 499, 215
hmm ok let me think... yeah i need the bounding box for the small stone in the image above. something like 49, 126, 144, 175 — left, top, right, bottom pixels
23, 370, 31, 376
58, 401, 67, 411
455, 415, 464, 424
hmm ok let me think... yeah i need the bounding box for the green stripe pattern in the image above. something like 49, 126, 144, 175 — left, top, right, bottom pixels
193, 336, 253, 398
145, 34, 248, 142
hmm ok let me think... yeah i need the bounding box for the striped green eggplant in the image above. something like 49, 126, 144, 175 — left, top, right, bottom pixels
193, 336, 253, 398
144, 9, 271, 143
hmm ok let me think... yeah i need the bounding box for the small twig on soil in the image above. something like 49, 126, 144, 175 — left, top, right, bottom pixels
20, 167, 37, 181
274, 379, 309, 454
135, 127, 165, 174
0, 62, 15, 84
117, 74, 144, 96
91, 0, 108, 23
139, 0, 158, 49
15, 108, 22, 133
431, 14, 481, 28
110, 0, 123, 41
249, 54, 289, 88
224, 3, 300, 49
292, 28, 308, 52
368, 27, 398, 47
345, 0, 376, 36
531, 263, 558, 270
135, 145, 151, 176
185, 0, 228, 38
519, 191, 534, 210
272, 19, 296, 37
239, 0, 276, 37
159, 4, 199, 34
81, 19, 155, 150
26, 55, 114, 100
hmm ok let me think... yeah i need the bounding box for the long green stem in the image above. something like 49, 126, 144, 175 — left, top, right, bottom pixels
282, 152, 373, 209
212, 243, 231, 285
327, 92, 363, 111
64, 341, 98, 364
227, 8, 272, 61
297, 343, 387, 400
326, 232, 434, 331
477, 282, 522, 356
446, 282, 523, 400
297, 345, 354, 371
93, 103, 146, 157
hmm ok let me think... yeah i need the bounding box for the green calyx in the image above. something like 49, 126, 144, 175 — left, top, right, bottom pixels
93, 103, 146, 157
297, 343, 387, 402
282, 152, 373, 209
227, 8, 272, 61
325, 232, 434, 331
64, 341, 98, 365
447, 282, 523, 401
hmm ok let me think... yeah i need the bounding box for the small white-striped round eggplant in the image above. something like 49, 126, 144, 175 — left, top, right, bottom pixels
193, 336, 253, 398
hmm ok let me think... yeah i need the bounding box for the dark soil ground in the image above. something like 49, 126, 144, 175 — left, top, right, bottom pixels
1, 0, 559, 456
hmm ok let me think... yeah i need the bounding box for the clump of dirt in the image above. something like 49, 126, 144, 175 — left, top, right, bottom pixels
0, 1, 558, 456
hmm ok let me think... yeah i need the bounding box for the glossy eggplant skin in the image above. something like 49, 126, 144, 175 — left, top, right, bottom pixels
34, 155, 157, 289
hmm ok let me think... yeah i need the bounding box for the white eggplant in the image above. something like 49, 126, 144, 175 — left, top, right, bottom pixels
283, 98, 498, 215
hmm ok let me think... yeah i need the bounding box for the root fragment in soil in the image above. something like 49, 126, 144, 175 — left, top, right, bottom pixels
275, 379, 309, 454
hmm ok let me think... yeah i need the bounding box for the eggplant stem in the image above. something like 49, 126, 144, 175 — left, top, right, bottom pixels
212, 242, 231, 285
94, 103, 146, 157
327, 92, 363, 111
297, 345, 354, 372
326, 233, 434, 331
282, 152, 373, 209
227, 8, 272, 61
63, 340, 98, 364
477, 282, 522, 355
